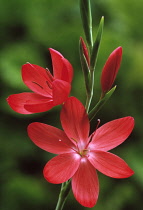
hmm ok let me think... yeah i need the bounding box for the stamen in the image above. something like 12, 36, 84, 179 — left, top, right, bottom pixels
71, 137, 78, 143
45, 68, 54, 81
45, 69, 54, 89
86, 119, 101, 146
46, 81, 53, 89
96, 119, 101, 130
32, 81, 43, 89
71, 137, 80, 152
79, 149, 89, 157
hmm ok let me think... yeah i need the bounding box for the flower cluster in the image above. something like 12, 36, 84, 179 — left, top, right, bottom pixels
7, 1, 134, 208
7, 46, 134, 208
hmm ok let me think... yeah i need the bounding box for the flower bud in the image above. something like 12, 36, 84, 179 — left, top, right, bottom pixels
101, 47, 122, 94
80, 37, 90, 66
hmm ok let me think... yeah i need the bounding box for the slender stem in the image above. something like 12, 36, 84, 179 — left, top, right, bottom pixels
85, 70, 94, 113
55, 180, 71, 210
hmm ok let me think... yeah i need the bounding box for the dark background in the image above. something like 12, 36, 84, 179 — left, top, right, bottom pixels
1, 0, 143, 209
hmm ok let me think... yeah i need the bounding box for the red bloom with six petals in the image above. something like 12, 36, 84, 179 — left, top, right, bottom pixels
7, 48, 73, 114
27, 97, 134, 207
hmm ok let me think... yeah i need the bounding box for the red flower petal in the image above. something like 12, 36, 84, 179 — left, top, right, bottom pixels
89, 117, 134, 151
22, 63, 53, 97
52, 79, 71, 105
43, 153, 81, 184
27, 122, 75, 154
88, 150, 134, 178
101, 47, 122, 93
61, 97, 90, 149
7, 92, 49, 114
72, 158, 99, 208
49, 48, 73, 83
24, 99, 54, 113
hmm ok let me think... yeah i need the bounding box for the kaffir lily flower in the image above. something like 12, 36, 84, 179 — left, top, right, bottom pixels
27, 97, 134, 208
101, 46, 122, 95
7, 48, 73, 114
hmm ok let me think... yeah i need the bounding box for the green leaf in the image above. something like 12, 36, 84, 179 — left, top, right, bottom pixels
80, 0, 93, 49
89, 85, 116, 121
90, 16, 104, 71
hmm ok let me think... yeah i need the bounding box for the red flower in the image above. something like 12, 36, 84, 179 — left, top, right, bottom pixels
101, 47, 122, 94
27, 97, 134, 207
7, 48, 73, 114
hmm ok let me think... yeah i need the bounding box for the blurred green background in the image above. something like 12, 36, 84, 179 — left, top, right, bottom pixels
1, 0, 143, 209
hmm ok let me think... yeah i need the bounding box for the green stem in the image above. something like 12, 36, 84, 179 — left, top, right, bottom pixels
55, 180, 71, 210
85, 70, 94, 113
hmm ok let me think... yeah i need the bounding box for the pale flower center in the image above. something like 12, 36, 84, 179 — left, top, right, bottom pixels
79, 149, 89, 157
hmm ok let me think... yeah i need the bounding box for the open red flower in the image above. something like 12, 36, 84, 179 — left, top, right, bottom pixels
27, 97, 134, 207
101, 46, 122, 94
7, 48, 73, 114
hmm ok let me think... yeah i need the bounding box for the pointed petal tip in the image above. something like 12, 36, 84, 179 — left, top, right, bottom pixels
48, 47, 54, 53
112, 46, 123, 56
49, 48, 63, 58
119, 167, 134, 179
113, 46, 122, 58
129, 169, 134, 176
49, 48, 73, 83
88, 151, 134, 179
22, 62, 33, 69
124, 116, 135, 128
72, 159, 99, 208
6, 95, 13, 105
6, 96, 12, 106
6, 96, 9, 102
117, 46, 122, 50
48, 47, 54, 51
6, 93, 33, 114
